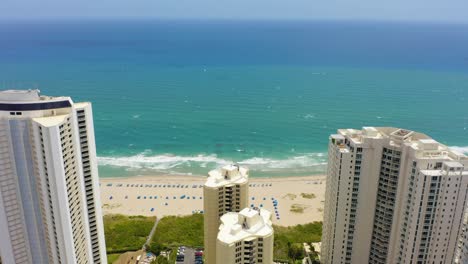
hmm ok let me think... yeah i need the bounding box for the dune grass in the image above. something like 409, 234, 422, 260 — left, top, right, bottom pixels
273, 222, 322, 262
107, 253, 120, 264
290, 204, 307, 213
300, 193, 316, 199
150, 214, 204, 250
283, 193, 297, 200
104, 214, 156, 254
104, 214, 322, 264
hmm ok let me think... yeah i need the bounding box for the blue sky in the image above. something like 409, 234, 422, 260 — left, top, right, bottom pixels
2, 0, 468, 23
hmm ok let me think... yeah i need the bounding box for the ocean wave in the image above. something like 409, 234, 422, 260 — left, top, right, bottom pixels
97, 152, 327, 174
450, 146, 468, 154
97, 146, 467, 175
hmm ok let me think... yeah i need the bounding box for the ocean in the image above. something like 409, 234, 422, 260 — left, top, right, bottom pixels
1, 19, 467, 177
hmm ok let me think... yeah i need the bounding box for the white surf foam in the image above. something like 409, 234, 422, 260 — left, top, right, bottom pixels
98, 153, 228, 170
450, 146, 468, 155
97, 152, 327, 173
98, 146, 468, 175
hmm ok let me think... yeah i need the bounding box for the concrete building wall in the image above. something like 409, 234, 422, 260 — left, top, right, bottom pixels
74, 103, 107, 264
215, 240, 236, 264
321, 127, 468, 264
204, 185, 221, 264
454, 205, 468, 263
203, 165, 249, 264
216, 208, 274, 264
0, 120, 32, 264
0, 90, 106, 264
216, 235, 274, 264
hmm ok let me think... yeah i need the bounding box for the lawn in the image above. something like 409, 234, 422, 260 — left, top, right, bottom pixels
104, 214, 156, 254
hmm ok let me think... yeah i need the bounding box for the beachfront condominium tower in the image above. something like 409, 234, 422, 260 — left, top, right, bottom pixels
204, 164, 249, 264
321, 127, 468, 264
454, 205, 468, 263
0, 90, 106, 264
216, 207, 274, 264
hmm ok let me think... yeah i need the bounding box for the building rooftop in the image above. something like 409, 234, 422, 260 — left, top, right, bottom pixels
217, 208, 273, 244
32, 115, 69, 127
0, 89, 70, 103
204, 164, 248, 188
337, 127, 468, 162
0, 89, 41, 102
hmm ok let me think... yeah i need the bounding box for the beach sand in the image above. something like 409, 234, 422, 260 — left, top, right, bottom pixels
99, 175, 326, 226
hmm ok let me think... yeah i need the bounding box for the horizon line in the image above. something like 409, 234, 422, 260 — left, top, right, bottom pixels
1, 16, 468, 26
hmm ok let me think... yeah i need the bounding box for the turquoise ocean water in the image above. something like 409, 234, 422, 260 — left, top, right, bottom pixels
0, 20, 467, 177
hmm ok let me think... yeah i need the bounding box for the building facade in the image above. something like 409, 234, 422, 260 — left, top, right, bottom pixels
454, 205, 468, 263
321, 127, 468, 264
0, 90, 106, 264
204, 164, 249, 264
216, 208, 274, 264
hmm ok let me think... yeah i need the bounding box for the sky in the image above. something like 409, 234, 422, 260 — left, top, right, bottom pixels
1, 0, 468, 23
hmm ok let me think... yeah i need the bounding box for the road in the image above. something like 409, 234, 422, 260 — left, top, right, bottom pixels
183, 248, 195, 264
144, 217, 160, 249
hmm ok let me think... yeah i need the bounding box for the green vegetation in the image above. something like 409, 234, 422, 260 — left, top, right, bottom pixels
107, 253, 120, 264
104, 214, 322, 264
300, 193, 316, 199
150, 255, 170, 264
283, 193, 297, 200
104, 214, 156, 254
288, 243, 305, 261
290, 204, 307, 213
147, 214, 203, 259
273, 222, 322, 262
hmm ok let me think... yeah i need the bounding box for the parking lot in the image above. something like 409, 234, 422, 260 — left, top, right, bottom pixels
175, 246, 203, 264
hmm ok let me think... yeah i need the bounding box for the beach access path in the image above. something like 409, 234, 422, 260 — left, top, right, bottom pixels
144, 217, 160, 249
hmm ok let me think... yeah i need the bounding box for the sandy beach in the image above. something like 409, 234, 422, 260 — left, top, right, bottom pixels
99, 175, 326, 226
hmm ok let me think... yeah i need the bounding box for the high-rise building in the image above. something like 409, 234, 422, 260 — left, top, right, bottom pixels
454, 205, 468, 263
204, 164, 249, 264
216, 207, 274, 264
321, 127, 468, 264
0, 90, 106, 264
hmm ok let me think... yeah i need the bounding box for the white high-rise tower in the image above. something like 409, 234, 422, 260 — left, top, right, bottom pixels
454, 205, 468, 263
216, 207, 274, 264
203, 164, 249, 264
0, 90, 106, 264
321, 127, 468, 264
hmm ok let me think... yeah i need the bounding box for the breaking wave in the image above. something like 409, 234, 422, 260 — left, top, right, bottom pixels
97, 152, 327, 175
450, 146, 468, 155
